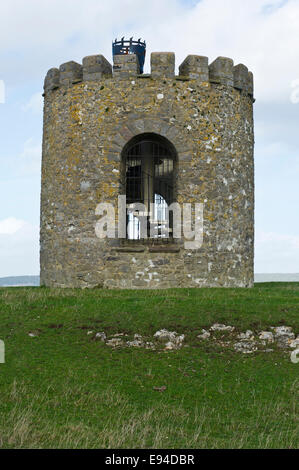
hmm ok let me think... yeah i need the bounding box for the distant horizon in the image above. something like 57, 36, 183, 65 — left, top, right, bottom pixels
1, 273, 299, 288
1, 272, 299, 278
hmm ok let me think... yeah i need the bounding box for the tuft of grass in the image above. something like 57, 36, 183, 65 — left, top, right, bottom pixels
0, 284, 298, 449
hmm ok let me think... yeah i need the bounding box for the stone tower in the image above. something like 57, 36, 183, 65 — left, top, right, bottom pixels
40, 41, 254, 289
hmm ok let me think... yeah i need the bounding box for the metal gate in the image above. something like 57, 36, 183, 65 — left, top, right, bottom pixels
124, 139, 175, 240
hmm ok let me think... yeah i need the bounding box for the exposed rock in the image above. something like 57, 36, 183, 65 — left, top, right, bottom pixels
238, 330, 254, 340
154, 329, 176, 342
234, 341, 257, 354
259, 331, 274, 343
154, 329, 183, 342
289, 337, 299, 349
28, 330, 41, 338
106, 338, 123, 347
210, 324, 235, 332
87, 330, 94, 335
134, 334, 143, 340
164, 341, 178, 350
272, 326, 295, 348
197, 329, 211, 340
95, 332, 106, 341
272, 326, 293, 335
127, 339, 144, 348
154, 329, 185, 350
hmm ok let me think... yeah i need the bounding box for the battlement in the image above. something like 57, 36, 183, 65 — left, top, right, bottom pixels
44, 52, 254, 97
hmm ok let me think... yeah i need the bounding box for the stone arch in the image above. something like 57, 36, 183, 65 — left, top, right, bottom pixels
108, 116, 193, 163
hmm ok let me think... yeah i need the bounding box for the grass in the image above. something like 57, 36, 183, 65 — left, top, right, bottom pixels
0, 283, 298, 449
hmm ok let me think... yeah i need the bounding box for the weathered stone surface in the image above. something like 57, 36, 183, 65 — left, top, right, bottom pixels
59, 61, 83, 86
247, 71, 254, 96
238, 330, 254, 340
234, 64, 249, 91
95, 332, 106, 341
234, 341, 257, 354
197, 329, 211, 340
179, 55, 209, 82
210, 324, 235, 332
113, 54, 139, 79
154, 329, 185, 349
44, 68, 60, 91
209, 57, 234, 86
40, 50, 255, 289
272, 326, 295, 347
151, 52, 175, 79
259, 331, 274, 343
83, 54, 112, 81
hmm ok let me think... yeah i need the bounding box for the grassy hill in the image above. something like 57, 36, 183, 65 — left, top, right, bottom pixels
0, 284, 298, 448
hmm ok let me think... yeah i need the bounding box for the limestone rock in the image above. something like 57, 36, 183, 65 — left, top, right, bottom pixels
127, 339, 144, 348
95, 332, 106, 341
234, 341, 257, 354
259, 331, 274, 343
289, 337, 299, 349
106, 338, 123, 347
197, 329, 211, 340
154, 329, 185, 349
272, 326, 295, 348
210, 324, 235, 332
238, 330, 254, 340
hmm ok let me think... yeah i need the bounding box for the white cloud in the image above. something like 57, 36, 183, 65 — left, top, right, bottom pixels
19, 138, 42, 176
23, 92, 43, 114
0, 217, 25, 235
255, 231, 299, 273
0, 218, 39, 276
1, 0, 299, 103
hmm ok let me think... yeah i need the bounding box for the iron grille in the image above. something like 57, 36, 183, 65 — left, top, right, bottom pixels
124, 139, 175, 241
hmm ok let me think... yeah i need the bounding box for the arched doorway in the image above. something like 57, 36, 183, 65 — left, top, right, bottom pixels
122, 134, 176, 240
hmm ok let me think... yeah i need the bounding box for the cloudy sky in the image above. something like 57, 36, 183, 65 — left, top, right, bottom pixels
0, 0, 299, 276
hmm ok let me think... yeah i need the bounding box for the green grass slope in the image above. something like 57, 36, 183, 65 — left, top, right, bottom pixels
0, 284, 298, 449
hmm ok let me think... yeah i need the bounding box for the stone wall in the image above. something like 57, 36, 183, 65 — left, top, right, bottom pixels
40, 52, 254, 288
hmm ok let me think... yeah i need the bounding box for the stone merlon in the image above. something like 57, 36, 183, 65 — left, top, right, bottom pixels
43, 52, 254, 98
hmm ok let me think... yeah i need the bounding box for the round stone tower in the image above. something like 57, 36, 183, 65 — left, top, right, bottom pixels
40, 42, 255, 288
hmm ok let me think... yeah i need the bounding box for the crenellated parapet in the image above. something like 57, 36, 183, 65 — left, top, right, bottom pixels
43, 52, 254, 97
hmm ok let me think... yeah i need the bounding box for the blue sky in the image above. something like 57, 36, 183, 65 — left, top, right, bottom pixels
0, 0, 299, 276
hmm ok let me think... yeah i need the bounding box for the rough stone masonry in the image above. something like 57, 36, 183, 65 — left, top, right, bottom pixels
40, 50, 255, 288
